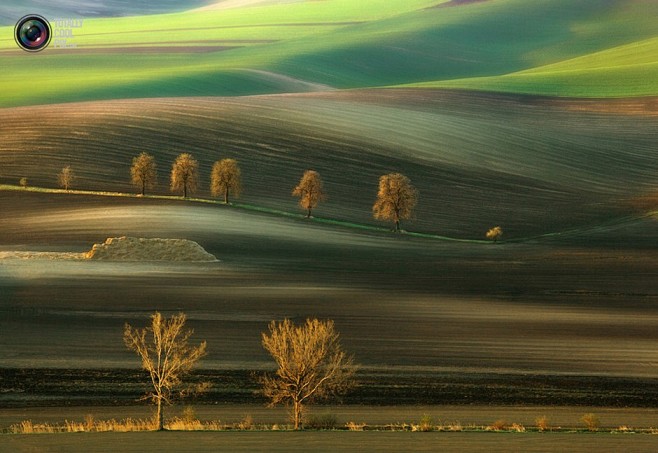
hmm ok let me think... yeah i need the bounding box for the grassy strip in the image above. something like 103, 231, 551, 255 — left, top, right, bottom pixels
6, 416, 657, 434
0, 184, 491, 243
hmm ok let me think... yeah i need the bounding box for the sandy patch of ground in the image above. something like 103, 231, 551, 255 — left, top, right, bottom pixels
0, 252, 84, 260
0, 237, 216, 262
85, 237, 217, 261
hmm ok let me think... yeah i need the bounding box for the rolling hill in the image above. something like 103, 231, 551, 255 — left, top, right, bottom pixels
1, 0, 657, 107
1, 89, 656, 240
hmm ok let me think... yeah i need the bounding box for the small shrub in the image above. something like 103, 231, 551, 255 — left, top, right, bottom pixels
306, 412, 339, 430
412, 414, 434, 432
65, 420, 85, 432
19, 177, 28, 188
486, 226, 503, 243
182, 406, 197, 423
84, 414, 95, 431
346, 421, 367, 431
510, 423, 525, 432
440, 421, 463, 432
487, 419, 508, 431
166, 417, 203, 431
238, 414, 254, 430
581, 413, 600, 432
535, 415, 549, 432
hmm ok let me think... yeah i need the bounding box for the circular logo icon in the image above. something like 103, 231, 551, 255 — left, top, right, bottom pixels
15, 15, 52, 52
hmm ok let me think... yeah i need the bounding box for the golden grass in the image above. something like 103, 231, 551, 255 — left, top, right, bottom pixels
9, 417, 156, 434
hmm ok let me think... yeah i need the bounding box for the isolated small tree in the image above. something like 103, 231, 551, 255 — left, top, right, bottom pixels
131, 152, 157, 196
58, 166, 75, 191
170, 153, 198, 198
19, 177, 28, 188
124, 312, 207, 431
486, 226, 503, 243
210, 158, 242, 204
260, 318, 356, 430
292, 170, 326, 218
372, 172, 418, 232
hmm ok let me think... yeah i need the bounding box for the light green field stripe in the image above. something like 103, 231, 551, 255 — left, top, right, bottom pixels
404, 36, 658, 97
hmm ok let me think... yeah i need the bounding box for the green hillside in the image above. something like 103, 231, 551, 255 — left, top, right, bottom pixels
408, 37, 658, 97
1, 0, 657, 106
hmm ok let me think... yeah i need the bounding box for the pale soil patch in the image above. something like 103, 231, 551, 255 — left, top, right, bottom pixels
0, 252, 84, 260
85, 237, 217, 262
0, 237, 217, 262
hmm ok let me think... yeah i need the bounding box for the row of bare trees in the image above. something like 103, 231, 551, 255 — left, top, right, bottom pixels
124, 312, 355, 430
131, 152, 242, 202
131, 153, 419, 231
55, 155, 500, 237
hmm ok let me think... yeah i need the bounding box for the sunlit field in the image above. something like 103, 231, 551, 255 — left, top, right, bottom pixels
1, 0, 657, 450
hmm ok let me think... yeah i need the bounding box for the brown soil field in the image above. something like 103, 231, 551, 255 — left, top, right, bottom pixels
0, 89, 656, 452
1, 89, 656, 239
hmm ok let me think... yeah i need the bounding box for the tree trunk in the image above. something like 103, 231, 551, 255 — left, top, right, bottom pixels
293, 400, 302, 429
224, 190, 229, 204
306, 207, 312, 218
184, 184, 188, 198
141, 180, 145, 196
395, 219, 400, 232
156, 398, 164, 431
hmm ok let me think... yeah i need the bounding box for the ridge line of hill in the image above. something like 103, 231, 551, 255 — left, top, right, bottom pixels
2, 184, 654, 245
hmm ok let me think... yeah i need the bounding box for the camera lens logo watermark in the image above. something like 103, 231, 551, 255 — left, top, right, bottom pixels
14, 15, 51, 52
15, 15, 83, 52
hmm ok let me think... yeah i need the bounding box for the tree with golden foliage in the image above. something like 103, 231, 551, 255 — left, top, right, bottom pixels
58, 166, 75, 191
131, 152, 157, 196
292, 170, 326, 218
486, 226, 503, 243
210, 158, 242, 204
372, 172, 418, 232
170, 153, 198, 198
260, 318, 356, 430
124, 312, 207, 431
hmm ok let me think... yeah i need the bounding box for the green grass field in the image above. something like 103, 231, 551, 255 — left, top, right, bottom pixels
1, 0, 657, 106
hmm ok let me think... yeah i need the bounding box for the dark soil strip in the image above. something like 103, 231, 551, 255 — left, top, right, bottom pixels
2, 368, 658, 408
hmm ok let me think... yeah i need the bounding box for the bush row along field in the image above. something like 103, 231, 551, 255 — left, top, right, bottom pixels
1, 0, 658, 106
6, 412, 657, 434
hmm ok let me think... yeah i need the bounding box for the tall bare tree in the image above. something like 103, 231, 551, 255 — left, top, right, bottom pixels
58, 166, 75, 191
124, 312, 207, 430
170, 153, 198, 198
131, 152, 157, 196
210, 158, 242, 204
260, 318, 356, 429
372, 172, 418, 232
292, 170, 326, 218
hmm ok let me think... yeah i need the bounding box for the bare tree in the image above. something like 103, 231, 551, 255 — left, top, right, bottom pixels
58, 166, 75, 191
210, 158, 242, 204
260, 318, 356, 429
486, 226, 503, 243
124, 312, 207, 431
170, 153, 198, 198
131, 152, 157, 196
292, 170, 326, 218
372, 172, 418, 232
